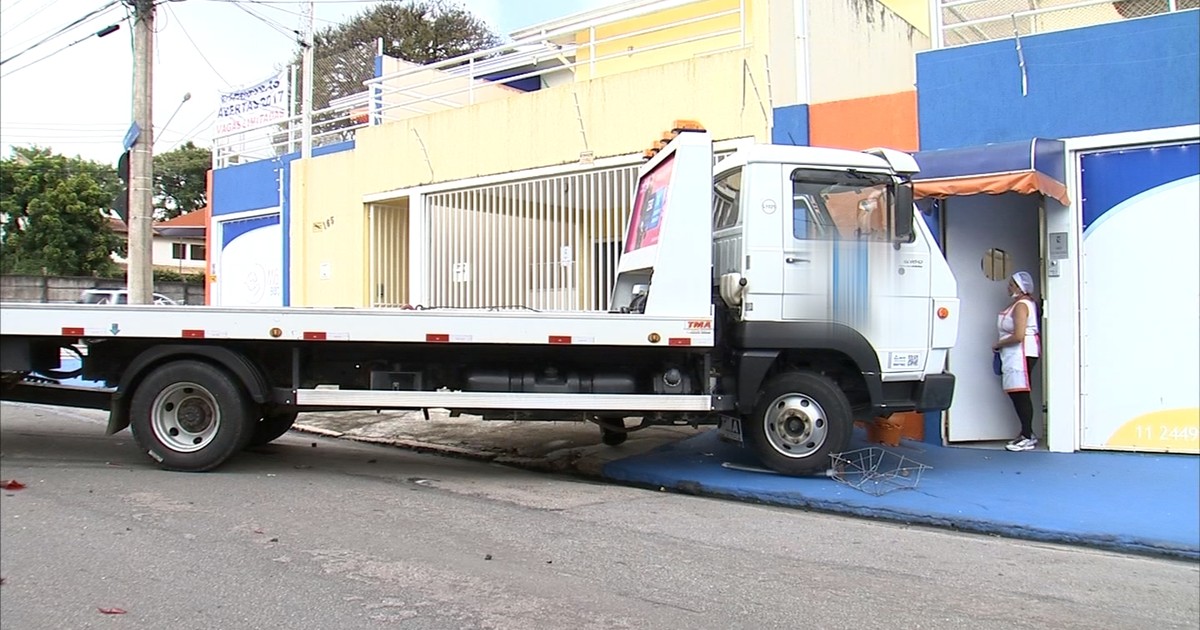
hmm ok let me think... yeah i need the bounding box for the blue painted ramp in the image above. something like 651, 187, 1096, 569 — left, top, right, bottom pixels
602, 429, 1200, 559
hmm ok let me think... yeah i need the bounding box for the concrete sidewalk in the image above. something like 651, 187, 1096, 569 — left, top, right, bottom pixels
294, 411, 1198, 560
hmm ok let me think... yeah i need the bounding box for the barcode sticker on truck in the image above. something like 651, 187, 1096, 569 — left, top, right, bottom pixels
889, 352, 923, 369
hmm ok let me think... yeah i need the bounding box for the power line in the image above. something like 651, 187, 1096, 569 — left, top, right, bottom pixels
0, 0, 63, 39
166, 109, 218, 152
0, 0, 121, 66
0, 0, 38, 14
0, 20, 123, 78
232, 2, 302, 41
242, 0, 338, 25
206, 0, 386, 4
165, 2, 233, 85
2, 121, 131, 128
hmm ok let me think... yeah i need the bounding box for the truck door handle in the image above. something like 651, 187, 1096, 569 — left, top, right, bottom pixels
786, 257, 811, 264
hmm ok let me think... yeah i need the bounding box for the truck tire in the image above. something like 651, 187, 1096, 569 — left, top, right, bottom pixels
246, 412, 299, 448
746, 371, 852, 476
128, 360, 254, 472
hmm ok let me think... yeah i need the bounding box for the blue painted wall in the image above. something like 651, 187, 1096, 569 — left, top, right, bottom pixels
211, 140, 355, 305
771, 104, 810, 146
918, 11, 1200, 150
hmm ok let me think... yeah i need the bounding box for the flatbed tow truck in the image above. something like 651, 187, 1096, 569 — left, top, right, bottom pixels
0, 126, 959, 475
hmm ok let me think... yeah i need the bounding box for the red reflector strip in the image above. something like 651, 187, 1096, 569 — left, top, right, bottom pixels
549, 335, 572, 344
62, 327, 85, 337
303, 331, 327, 340
668, 338, 692, 346
426, 333, 450, 343
182, 329, 205, 339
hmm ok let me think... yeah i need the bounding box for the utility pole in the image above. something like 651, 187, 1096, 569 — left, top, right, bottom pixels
127, 0, 155, 304
300, 0, 314, 160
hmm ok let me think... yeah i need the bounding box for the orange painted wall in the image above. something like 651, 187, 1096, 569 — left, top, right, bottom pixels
808, 90, 919, 152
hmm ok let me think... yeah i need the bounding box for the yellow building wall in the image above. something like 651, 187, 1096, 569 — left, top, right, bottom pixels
291, 49, 772, 306
880, 0, 930, 34
574, 0, 747, 81
807, 0, 930, 104
288, 153, 372, 307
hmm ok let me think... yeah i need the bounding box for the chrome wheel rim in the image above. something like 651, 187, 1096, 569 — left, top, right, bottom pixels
150, 382, 220, 453
763, 393, 828, 459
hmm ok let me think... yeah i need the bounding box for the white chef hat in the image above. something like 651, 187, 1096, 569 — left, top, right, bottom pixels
1012, 270, 1035, 295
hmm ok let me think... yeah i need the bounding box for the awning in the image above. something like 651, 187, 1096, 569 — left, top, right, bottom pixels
912, 138, 1070, 206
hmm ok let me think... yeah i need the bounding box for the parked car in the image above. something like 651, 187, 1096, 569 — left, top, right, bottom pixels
78, 289, 178, 305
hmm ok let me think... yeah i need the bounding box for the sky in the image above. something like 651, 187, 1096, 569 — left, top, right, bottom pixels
0, 0, 620, 165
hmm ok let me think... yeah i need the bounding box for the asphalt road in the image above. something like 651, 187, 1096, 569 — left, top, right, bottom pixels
2, 402, 1197, 630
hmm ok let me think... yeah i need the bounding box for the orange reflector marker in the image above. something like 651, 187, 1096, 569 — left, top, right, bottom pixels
182, 329, 205, 339
426, 333, 450, 343
937, 307, 950, 320
668, 338, 691, 346
303, 331, 327, 340
549, 335, 572, 345
62, 327, 85, 337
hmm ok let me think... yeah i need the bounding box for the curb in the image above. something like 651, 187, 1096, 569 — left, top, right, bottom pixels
291, 423, 584, 475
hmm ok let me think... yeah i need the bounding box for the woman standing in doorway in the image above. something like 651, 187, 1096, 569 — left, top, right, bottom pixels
995, 271, 1041, 451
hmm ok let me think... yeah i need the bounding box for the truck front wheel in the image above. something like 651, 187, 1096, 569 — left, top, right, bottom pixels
746, 371, 852, 476
129, 360, 254, 472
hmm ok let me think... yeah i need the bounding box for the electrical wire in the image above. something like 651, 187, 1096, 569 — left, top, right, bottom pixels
204, 0, 386, 5
0, 0, 63, 39
165, 2, 233, 85
0, 0, 38, 15
241, 0, 338, 25
232, 2, 302, 42
0, 19, 124, 78
164, 108, 217, 152
0, 0, 121, 66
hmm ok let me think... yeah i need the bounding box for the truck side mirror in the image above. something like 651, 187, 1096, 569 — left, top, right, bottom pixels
892, 183, 914, 243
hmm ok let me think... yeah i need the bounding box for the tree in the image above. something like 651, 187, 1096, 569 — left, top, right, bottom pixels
154, 141, 211, 220
0, 147, 125, 276
293, 0, 500, 142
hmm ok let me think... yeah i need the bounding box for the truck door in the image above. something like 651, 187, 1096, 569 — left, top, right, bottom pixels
782, 169, 932, 373
780, 174, 835, 323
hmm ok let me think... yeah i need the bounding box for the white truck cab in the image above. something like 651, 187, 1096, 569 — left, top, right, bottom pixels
610, 128, 959, 473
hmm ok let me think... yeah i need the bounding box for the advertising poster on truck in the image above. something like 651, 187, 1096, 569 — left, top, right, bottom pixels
625, 155, 674, 253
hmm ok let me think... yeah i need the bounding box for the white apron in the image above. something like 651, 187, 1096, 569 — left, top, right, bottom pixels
998, 298, 1040, 393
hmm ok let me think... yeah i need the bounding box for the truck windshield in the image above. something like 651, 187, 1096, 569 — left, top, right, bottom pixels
791, 169, 894, 241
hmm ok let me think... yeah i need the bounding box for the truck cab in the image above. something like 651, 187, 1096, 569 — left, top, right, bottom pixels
709, 140, 959, 470
611, 127, 959, 473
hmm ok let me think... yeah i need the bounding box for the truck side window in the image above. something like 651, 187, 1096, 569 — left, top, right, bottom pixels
792, 169, 892, 241
712, 169, 742, 230
792, 194, 832, 240
791, 184, 839, 240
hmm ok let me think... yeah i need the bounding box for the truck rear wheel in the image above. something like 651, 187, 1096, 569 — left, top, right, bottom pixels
129, 360, 254, 472
746, 371, 852, 476
246, 412, 299, 448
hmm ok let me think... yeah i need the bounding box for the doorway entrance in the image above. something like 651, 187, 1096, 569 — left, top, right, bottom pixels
943, 193, 1044, 443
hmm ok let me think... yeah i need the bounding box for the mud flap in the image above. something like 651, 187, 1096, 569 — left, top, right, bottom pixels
718, 415, 744, 444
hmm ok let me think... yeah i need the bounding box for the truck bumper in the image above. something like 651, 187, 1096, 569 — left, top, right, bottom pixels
915, 373, 955, 412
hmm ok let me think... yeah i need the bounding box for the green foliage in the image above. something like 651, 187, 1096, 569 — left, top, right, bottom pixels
154, 141, 211, 220
1, 146, 125, 276
300, 0, 500, 114
151, 269, 205, 284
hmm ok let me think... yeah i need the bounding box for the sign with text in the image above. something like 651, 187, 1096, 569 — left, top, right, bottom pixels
216, 71, 289, 135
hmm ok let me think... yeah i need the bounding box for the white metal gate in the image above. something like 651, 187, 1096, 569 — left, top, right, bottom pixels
368, 200, 410, 307
422, 166, 639, 311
